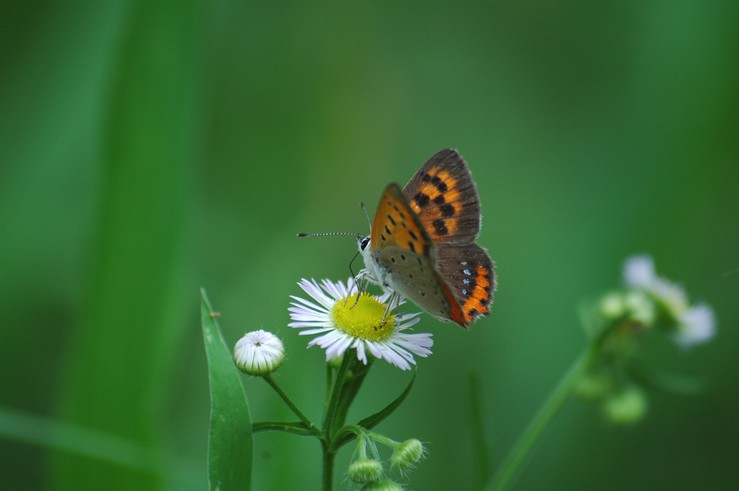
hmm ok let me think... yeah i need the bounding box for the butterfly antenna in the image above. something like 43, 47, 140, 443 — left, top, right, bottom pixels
360, 202, 372, 230
296, 231, 359, 238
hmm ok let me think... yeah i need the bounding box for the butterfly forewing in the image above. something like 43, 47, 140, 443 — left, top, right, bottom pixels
403, 148, 481, 245
376, 245, 464, 324
370, 184, 468, 325
371, 184, 434, 259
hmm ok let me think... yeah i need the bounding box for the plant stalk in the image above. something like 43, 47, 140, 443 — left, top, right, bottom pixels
487, 345, 596, 491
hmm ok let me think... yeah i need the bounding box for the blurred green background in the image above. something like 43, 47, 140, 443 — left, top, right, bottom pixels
1, 0, 737, 490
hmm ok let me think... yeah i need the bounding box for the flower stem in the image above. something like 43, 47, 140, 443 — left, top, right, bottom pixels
487, 345, 597, 491
321, 354, 373, 490
262, 374, 322, 439
322, 442, 335, 491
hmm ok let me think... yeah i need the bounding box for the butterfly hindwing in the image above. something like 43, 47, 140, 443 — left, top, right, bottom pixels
436, 243, 495, 323
403, 148, 481, 245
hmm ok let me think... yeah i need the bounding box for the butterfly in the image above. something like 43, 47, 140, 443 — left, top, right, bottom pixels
358, 148, 495, 327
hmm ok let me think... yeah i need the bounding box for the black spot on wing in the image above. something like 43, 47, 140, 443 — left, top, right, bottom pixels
432, 219, 448, 236
440, 203, 455, 217
430, 175, 448, 192
414, 192, 430, 208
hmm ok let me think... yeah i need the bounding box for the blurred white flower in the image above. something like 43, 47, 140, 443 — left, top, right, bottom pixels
674, 304, 716, 348
623, 255, 657, 290
622, 255, 715, 347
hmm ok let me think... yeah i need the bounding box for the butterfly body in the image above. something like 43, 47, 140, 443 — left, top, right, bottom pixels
358, 149, 495, 327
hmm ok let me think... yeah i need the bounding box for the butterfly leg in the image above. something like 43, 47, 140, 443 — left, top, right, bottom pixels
377, 291, 399, 328
348, 270, 370, 309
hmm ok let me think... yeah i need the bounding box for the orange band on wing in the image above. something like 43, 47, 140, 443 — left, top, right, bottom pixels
462, 263, 493, 322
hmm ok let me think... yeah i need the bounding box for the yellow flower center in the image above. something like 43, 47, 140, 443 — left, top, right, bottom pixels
330, 293, 395, 341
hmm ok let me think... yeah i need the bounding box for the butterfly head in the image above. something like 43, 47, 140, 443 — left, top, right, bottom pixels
357, 235, 370, 252
357, 234, 377, 278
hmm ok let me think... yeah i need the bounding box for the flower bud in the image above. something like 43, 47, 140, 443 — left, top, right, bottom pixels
347, 458, 383, 484
328, 354, 344, 370
599, 292, 625, 319
233, 330, 285, 375
360, 479, 404, 491
623, 290, 655, 327
602, 386, 647, 425
575, 371, 612, 401
390, 439, 425, 471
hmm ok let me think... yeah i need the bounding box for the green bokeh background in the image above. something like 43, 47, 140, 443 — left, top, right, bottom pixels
1, 1, 737, 490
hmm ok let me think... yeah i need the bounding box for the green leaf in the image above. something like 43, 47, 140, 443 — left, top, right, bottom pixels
51, 1, 202, 488
357, 371, 416, 430
201, 289, 252, 491
252, 421, 313, 436
335, 371, 417, 448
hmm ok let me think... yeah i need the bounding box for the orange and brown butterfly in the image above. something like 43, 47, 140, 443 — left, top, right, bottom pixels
358, 148, 496, 327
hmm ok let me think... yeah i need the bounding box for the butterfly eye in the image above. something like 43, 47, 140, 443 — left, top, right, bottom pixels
359, 237, 370, 251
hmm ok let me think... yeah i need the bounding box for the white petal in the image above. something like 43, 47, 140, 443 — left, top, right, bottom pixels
675, 303, 716, 348
623, 255, 656, 289
294, 326, 335, 335
290, 295, 329, 312
299, 278, 336, 309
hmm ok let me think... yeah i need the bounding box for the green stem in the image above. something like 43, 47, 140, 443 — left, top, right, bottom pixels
262, 374, 322, 439
323, 354, 352, 437
322, 441, 335, 491
470, 373, 490, 490
486, 345, 597, 491
321, 354, 374, 490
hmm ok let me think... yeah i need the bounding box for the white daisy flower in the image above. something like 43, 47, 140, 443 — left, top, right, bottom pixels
674, 304, 716, 348
234, 330, 285, 375
288, 278, 433, 371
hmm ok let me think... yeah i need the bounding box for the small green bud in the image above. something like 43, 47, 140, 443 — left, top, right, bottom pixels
347, 458, 383, 484
602, 386, 647, 425
599, 292, 625, 319
360, 479, 404, 491
233, 330, 285, 375
390, 439, 425, 471
575, 371, 612, 401
623, 290, 655, 327
328, 354, 344, 370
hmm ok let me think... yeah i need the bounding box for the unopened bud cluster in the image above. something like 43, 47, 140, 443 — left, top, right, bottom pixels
347, 433, 425, 490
